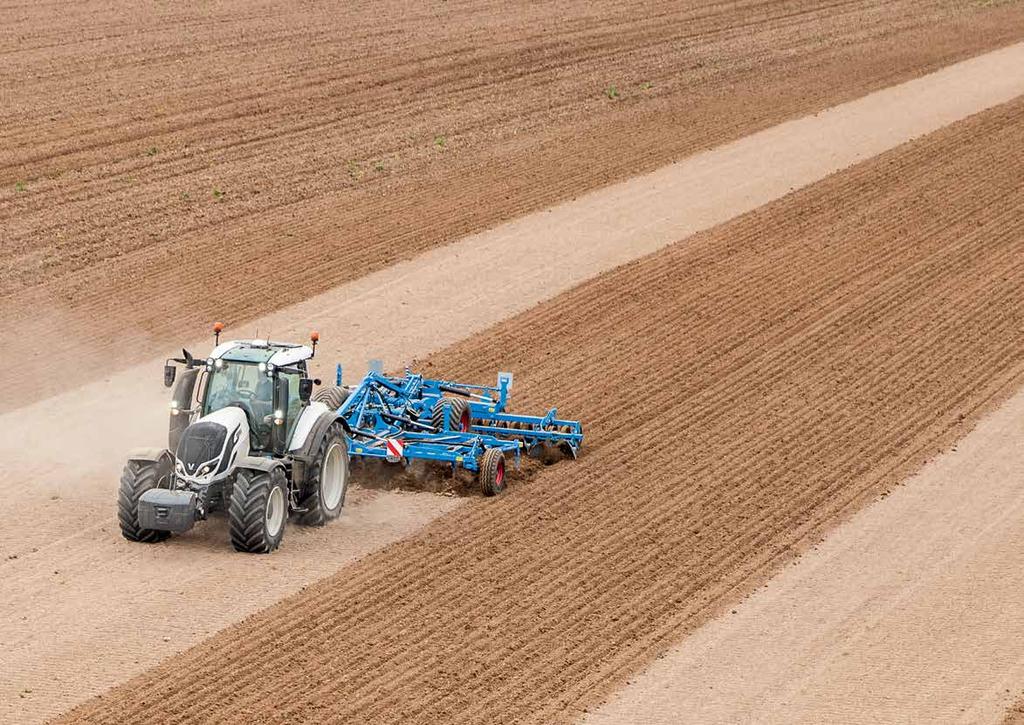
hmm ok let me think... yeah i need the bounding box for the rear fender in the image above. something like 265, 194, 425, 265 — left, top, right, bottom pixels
289, 412, 347, 492
288, 402, 331, 452
292, 412, 344, 461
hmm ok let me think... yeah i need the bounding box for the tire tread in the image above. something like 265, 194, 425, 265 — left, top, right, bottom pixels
229, 468, 286, 553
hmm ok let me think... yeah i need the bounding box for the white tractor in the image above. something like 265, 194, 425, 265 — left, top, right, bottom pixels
118, 324, 349, 553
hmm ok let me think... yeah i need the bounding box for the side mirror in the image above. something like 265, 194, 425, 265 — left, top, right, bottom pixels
164, 364, 176, 388
298, 378, 314, 404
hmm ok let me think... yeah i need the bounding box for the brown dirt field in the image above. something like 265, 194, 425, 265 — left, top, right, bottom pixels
59, 95, 1024, 723
7, 49, 1020, 724
587, 385, 1024, 724
1008, 702, 1024, 724
4, 0, 1024, 412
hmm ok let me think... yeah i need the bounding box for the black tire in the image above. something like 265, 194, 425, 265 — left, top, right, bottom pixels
229, 467, 288, 553
118, 458, 172, 543
298, 422, 350, 526
313, 385, 349, 411
431, 397, 470, 432
479, 448, 506, 496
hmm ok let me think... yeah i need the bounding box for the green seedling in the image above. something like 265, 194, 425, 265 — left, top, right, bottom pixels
605, 85, 620, 100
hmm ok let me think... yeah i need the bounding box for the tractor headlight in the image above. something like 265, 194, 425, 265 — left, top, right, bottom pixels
169, 400, 179, 415
258, 362, 267, 372
199, 464, 212, 476
214, 359, 224, 370
267, 364, 275, 375
274, 410, 284, 425
175, 460, 184, 475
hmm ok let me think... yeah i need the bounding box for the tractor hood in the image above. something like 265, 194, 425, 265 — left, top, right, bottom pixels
174, 406, 249, 485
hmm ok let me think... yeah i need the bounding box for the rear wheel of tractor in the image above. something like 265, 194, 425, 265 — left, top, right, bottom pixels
229, 467, 287, 553
479, 448, 506, 496
431, 397, 470, 432
118, 458, 172, 543
312, 386, 349, 411
299, 422, 350, 526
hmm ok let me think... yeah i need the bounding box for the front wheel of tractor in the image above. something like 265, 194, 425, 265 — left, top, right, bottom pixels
229, 467, 288, 553
117, 457, 172, 543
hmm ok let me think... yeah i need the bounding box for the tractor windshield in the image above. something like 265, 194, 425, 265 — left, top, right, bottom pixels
203, 361, 274, 423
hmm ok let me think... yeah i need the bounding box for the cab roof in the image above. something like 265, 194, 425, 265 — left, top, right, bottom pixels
209, 339, 313, 367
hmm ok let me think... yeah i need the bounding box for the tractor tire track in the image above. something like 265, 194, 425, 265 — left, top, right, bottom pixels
60, 95, 1024, 724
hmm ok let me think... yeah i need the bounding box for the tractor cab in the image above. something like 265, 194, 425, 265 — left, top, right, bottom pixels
164, 335, 317, 458
199, 340, 311, 452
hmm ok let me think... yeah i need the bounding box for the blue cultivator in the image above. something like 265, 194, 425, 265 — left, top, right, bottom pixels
331, 366, 583, 495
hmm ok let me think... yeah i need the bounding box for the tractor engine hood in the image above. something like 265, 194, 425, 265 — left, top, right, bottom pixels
174, 406, 249, 485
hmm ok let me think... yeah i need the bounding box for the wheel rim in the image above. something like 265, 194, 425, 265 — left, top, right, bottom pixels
321, 442, 346, 510
459, 409, 471, 432
495, 459, 505, 487
265, 485, 285, 536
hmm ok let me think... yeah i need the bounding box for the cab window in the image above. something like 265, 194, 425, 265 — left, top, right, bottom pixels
203, 362, 272, 416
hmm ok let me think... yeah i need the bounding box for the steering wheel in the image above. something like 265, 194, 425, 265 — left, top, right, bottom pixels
235, 388, 255, 401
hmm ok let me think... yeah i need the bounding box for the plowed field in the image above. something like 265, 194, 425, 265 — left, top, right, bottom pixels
62, 95, 1024, 724
7, 47, 1021, 724
4, 0, 1024, 411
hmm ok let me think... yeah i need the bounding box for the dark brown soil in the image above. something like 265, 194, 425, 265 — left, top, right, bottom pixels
1006, 697, 1024, 724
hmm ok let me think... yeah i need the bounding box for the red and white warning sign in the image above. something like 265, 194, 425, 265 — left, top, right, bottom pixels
385, 438, 405, 461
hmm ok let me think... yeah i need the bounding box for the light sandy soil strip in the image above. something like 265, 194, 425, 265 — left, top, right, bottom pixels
586, 387, 1024, 725
2, 45, 1023, 724
5, 1, 1024, 411
60, 94, 1024, 723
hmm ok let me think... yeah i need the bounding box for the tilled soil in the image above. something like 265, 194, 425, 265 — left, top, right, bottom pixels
7, 49, 1020, 724
4, 0, 1024, 411
587, 385, 1024, 724
60, 96, 1024, 724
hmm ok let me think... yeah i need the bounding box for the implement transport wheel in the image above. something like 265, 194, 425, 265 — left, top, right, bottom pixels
118, 458, 172, 543
229, 467, 288, 553
432, 397, 471, 433
479, 448, 506, 497
312, 385, 349, 411
299, 422, 350, 526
